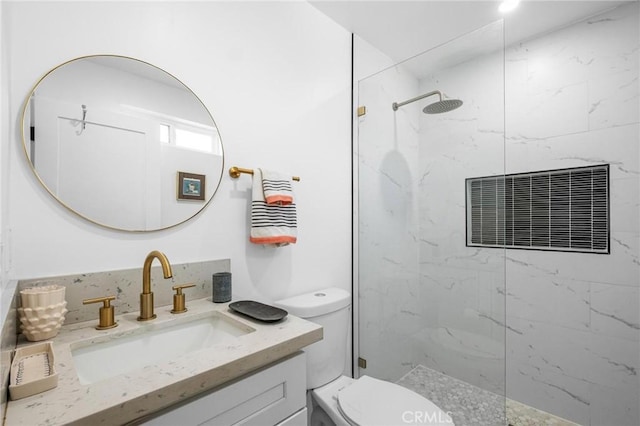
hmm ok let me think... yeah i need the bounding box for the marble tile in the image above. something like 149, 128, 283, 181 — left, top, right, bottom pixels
508, 3, 639, 96
505, 268, 591, 332
507, 317, 640, 425
590, 283, 640, 341
420, 267, 504, 331
507, 318, 592, 384
505, 232, 639, 287
359, 330, 415, 382
506, 357, 591, 426
585, 331, 639, 390
589, 69, 639, 131
508, 81, 589, 140
610, 177, 640, 233
565, 231, 639, 286
507, 316, 639, 391
420, 240, 505, 274
588, 382, 640, 426
412, 335, 506, 396
359, 273, 421, 382
505, 123, 639, 178
414, 267, 505, 393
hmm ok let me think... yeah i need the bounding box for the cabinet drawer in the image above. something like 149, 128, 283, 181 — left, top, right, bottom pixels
140, 352, 306, 426
277, 408, 307, 426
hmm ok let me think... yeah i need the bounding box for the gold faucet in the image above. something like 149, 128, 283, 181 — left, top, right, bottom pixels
138, 250, 173, 321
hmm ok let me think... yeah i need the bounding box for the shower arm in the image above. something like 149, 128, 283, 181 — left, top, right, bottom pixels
392, 90, 443, 111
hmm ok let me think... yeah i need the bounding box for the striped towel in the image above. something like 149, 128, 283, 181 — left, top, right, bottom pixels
250, 169, 297, 247
262, 169, 294, 205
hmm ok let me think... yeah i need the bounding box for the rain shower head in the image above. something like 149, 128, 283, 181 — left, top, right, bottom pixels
423, 98, 463, 114
392, 90, 463, 114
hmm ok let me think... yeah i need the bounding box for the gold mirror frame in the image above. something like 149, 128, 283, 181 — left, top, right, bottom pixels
21, 55, 224, 232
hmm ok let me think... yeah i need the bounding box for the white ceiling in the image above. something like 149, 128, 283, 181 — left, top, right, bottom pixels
309, 0, 631, 66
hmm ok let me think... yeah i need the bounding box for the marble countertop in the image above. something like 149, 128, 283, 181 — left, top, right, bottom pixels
5, 298, 322, 426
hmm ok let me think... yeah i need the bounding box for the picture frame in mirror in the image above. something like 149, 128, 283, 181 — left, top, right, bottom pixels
177, 171, 206, 201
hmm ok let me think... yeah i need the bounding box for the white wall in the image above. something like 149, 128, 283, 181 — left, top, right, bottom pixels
0, 0, 8, 292
2, 2, 352, 304
0, 2, 12, 421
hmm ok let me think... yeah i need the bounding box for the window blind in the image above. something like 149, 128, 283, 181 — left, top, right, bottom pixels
466, 165, 609, 253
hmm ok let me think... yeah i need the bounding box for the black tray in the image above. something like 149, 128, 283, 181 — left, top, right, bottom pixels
228, 300, 288, 323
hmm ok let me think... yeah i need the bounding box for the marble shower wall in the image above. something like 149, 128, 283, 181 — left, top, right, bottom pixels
357, 63, 422, 381
417, 3, 639, 425
504, 4, 639, 425
357, 5, 637, 424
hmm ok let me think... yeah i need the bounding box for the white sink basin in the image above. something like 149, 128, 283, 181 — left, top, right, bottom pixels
71, 312, 254, 385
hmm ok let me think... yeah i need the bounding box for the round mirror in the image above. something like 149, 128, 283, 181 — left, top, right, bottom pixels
21, 55, 224, 231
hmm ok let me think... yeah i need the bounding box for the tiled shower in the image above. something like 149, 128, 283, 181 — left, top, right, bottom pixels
356, 3, 639, 425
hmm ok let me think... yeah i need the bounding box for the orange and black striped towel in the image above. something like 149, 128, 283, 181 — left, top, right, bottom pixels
250, 169, 297, 247
261, 169, 294, 205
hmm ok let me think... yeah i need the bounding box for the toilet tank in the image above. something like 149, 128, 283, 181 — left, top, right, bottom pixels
274, 288, 350, 389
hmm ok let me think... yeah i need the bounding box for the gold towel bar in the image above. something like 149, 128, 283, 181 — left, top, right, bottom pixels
229, 166, 300, 182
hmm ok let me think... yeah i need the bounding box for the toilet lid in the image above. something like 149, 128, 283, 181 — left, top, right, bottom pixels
337, 376, 453, 426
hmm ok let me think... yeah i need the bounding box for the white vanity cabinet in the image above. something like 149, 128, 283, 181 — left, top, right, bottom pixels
138, 352, 307, 426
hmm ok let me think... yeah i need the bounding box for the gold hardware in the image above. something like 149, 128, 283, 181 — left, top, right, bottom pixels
229, 166, 300, 182
358, 357, 367, 369
171, 283, 196, 314
357, 106, 366, 117
83, 295, 118, 330
138, 250, 173, 321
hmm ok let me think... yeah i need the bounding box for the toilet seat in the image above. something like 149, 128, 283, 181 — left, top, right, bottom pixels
336, 376, 453, 426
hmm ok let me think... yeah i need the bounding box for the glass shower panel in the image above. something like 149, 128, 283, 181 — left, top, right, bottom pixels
357, 20, 506, 425
357, 54, 422, 383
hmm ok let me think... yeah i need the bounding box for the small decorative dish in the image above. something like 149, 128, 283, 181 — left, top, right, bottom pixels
229, 300, 288, 322
9, 342, 58, 400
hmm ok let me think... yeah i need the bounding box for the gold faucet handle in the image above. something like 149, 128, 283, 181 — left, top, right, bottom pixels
83, 295, 115, 306
82, 296, 118, 330
171, 284, 196, 314
172, 283, 196, 294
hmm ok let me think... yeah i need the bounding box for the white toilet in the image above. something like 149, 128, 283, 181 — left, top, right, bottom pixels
275, 288, 454, 426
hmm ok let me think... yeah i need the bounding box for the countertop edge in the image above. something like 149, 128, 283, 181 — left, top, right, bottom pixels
74, 327, 322, 425
5, 299, 323, 426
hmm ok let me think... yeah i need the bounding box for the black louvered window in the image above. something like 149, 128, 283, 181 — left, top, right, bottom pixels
466, 165, 609, 254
